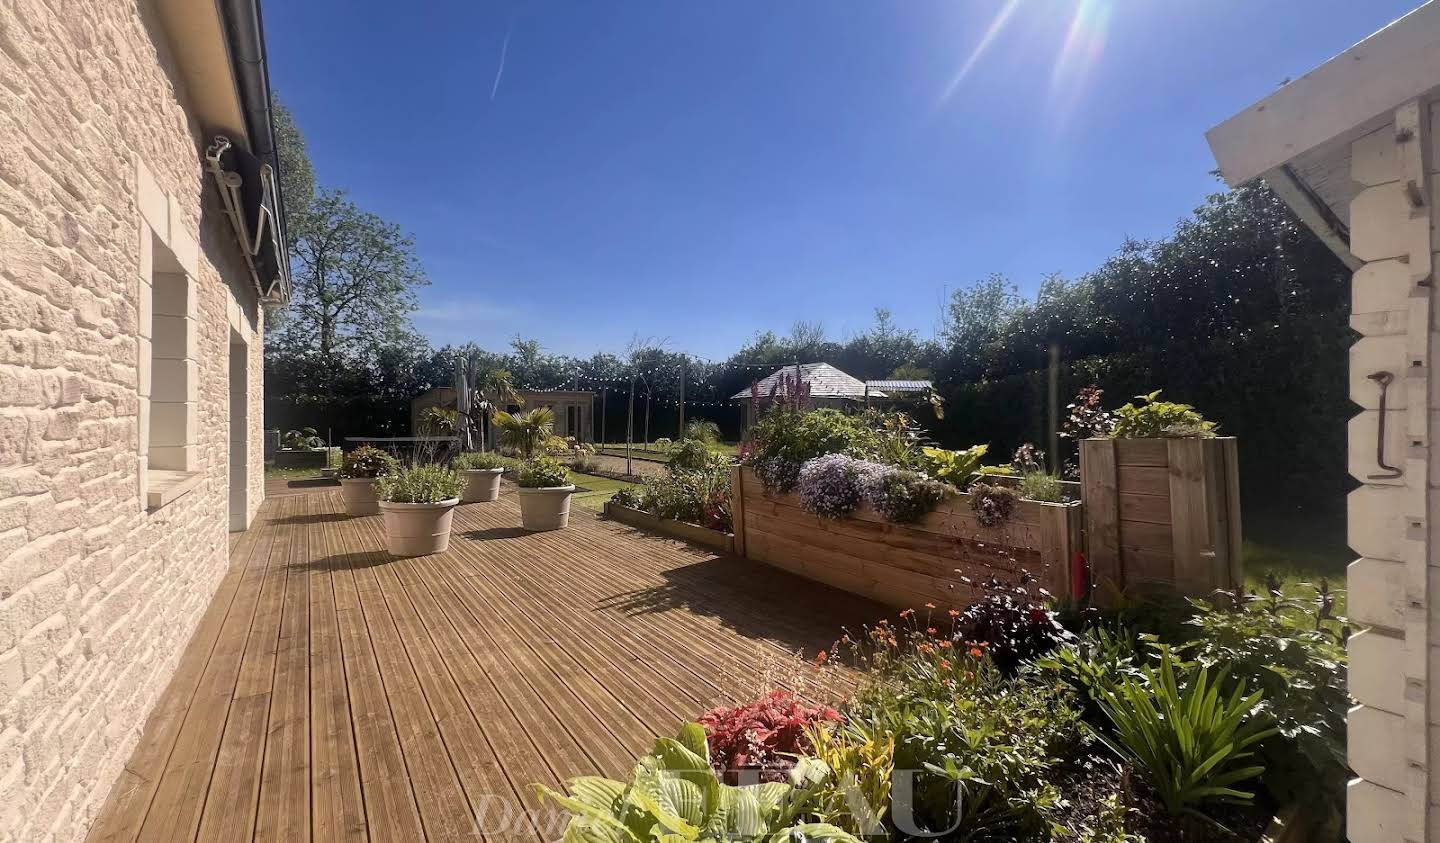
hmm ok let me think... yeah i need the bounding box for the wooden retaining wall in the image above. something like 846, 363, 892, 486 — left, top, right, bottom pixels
602, 502, 736, 554
1080, 437, 1242, 599
730, 466, 1082, 611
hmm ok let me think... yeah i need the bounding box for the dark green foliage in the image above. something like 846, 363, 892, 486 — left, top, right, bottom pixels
1180, 581, 1349, 808
1017, 471, 1063, 502
746, 408, 882, 475
339, 445, 399, 479
375, 464, 463, 503
635, 463, 733, 531
967, 482, 1018, 527
453, 451, 511, 471
1089, 648, 1277, 820
668, 438, 715, 472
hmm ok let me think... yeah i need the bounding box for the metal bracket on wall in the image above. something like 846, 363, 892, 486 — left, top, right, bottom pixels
1368, 371, 1403, 479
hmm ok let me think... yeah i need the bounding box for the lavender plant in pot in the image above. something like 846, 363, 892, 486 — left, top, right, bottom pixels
516, 456, 574, 531
375, 464, 464, 556
337, 446, 400, 516
454, 451, 510, 503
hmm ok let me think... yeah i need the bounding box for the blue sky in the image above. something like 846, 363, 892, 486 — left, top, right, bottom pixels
263, 0, 1419, 360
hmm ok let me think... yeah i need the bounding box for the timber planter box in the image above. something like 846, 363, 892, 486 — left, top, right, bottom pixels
1080, 437, 1242, 600
603, 502, 735, 554
274, 447, 328, 469
730, 465, 1082, 610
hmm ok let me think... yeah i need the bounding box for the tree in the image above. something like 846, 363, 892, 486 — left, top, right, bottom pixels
272, 99, 315, 240
272, 189, 429, 364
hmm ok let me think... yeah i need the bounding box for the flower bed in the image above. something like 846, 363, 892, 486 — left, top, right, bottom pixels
731, 465, 1082, 610
603, 500, 735, 553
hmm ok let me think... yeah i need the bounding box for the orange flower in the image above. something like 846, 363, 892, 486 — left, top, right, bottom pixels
878, 619, 890, 626
969, 647, 983, 658
948, 608, 960, 618
926, 627, 938, 635
924, 602, 936, 609
938, 640, 953, 649
899, 609, 914, 618
815, 650, 828, 665
939, 659, 952, 670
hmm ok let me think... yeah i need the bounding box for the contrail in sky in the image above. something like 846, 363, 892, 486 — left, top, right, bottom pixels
490, 22, 513, 101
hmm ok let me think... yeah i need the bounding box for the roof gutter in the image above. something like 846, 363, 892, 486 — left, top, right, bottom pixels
215, 0, 290, 304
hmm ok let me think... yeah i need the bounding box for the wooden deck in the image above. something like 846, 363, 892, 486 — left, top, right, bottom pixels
87, 480, 884, 842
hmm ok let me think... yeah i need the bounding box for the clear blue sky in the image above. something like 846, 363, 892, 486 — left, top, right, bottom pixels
262, 0, 1419, 360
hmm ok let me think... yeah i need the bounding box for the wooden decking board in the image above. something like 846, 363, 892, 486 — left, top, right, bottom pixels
87, 484, 884, 843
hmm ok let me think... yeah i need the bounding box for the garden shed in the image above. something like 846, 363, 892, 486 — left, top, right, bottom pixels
1207, 3, 1440, 840
733, 362, 881, 427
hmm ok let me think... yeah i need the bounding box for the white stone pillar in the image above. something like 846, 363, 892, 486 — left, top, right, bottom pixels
1347, 98, 1437, 843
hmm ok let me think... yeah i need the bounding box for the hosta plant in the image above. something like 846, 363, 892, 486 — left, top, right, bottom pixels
339, 445, 399, 479
921, 444, 988, 488
1109, 390, 1217, 439
1090, 647, 1277, 820
535, 723, 860, 843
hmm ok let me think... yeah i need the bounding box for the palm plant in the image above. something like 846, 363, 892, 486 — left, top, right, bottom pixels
683, 419, 722, 445
493, 406, 554, 457
454, 356, 522, 452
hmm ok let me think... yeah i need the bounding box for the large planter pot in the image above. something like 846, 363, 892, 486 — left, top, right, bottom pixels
339, 477, 381, 516
461, 468, 505, 503
378, 499, 460, 556
517, 485, 576, 531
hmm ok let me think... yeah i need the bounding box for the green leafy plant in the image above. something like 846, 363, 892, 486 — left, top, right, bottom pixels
858, 466, 950, 524
419, 406, 458, 436
654, 437, 674, 452
535, 723, 861, 843
1029, 626, 1144, 722
670, 438, 719, 472
453, 451, 510, 471
747, 408, 883, 474
683, 419, 722, 445
610, 486, 642, 508
543, 434, 572, 455
637, 463, 732, 531
1181, 579, 1349, 807
338, 445, 399, 479
921, 444, 989, 488
967, 482, 1018, 527
516, 455, 570, 488
374, 464, 463, 504
282, 427, 324, 449
493, 407, 555, 457
802, 721, 894, 837
1018, 471, 1064, 503
1110, 390, 1217, 439
1090, 647, 1277, 820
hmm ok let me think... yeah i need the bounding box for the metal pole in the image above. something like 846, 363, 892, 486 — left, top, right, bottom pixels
601, 388, 608, 448
677, 355, 686, 439
1047, 342, 1060, 474
626, 375, 635, 476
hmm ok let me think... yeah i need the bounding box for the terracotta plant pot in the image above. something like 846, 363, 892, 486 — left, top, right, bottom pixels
461, 468, 505, 503
517, 485, 576, 531
339, 477, 381, 516
378, 499, 460, 556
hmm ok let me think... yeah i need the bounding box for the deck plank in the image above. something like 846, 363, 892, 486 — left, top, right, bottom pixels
87, 483, 883, 843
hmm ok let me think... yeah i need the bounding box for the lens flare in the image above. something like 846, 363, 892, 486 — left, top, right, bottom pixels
1049, 0, 1112, 122
937, 0, 1024, 104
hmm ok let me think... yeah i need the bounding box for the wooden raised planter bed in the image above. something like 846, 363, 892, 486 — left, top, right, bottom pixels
273, 448, 329, 469
603, 501, 735, 554
730, 465, 1082, 610
1080, 437, 1242, 599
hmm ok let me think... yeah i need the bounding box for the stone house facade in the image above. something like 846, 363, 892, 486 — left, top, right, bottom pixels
0, 0, 288, 839
1209, 4, 1440, 839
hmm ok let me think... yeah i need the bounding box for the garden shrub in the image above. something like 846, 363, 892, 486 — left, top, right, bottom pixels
516, 456, 570, 488
955, 574, 1074, 674
453, 451, 509, 471
339, 445, 399, 479
283, 427, 324, 449
967, 482, 1018, 527
571, 454, 601, 474
542, 434, 571, 455
698, 690, 841, 783
609, 486, 641, 508
1090, 647, 1276, 819
1110, 390, 1216, 439
654, 437, 673, 452
857, 465, 950, 524
1180, 580, 1349, 808
375, 464, 463, 503
635, 463, 733, 531
746, 408, 882, 488
683, 419, 722, 445
669, 437, 715, 472
1018, 471, 1064, 503
535, 722, 861, 843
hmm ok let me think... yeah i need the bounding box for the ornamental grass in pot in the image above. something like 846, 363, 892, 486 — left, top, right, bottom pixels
454, 451, 510, 503
337, 446, 400, 516
516, 456, 574, 531
375, 464, 464, 556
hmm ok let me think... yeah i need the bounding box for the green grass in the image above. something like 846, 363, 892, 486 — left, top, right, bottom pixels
264, 464, 327, 480
569, 471, 640, 512
593, 441, 738, 463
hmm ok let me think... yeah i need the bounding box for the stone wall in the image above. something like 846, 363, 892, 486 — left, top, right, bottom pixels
1345, 101, 1440, 842
0, 0, 265, 839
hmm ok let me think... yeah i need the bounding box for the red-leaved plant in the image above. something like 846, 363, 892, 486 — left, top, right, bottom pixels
698, 690, 841, 783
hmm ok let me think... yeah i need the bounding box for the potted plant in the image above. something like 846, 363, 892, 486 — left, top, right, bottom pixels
337, 445, 400, 516
375, 464, 464, 556
454, 451, 510, 503
516, 455, 575, 531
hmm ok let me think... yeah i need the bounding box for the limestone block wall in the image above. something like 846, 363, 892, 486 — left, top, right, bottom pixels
0, 0, 265, 839
1345, 100, 1440, 843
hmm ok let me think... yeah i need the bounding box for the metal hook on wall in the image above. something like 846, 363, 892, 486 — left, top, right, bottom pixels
1368, 371, 1403, 480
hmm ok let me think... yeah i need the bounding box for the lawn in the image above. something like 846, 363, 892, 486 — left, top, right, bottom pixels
593, 441, 738, 463
569, 471, 640, 511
